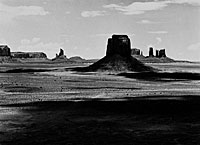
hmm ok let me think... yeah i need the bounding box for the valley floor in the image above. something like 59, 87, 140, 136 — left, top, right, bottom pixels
0, 62, 200, 144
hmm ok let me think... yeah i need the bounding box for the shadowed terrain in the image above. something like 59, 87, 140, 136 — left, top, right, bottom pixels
0, 62, 200, 145
118, 72, 200, 82
1, 97, 200, 145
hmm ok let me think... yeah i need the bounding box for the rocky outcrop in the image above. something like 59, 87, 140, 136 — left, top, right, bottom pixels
11, 52, 47, 59
52, 48, 67, 61
0, 45, 11, 56
134, 48, 173, 63
76, 35, 153, 72
106, 35, 131, 57
149, 47, 154, 57
131, 48, 141, 55
156, 50, 159, 57
58, 48, 64, 57
29, 52, 47, 58
155, 49, 166, 58
158, 49, 166, 57
149, 48, 166, 58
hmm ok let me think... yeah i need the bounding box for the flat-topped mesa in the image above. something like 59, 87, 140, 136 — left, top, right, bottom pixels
0, 45, 11, 56
131, 48, 141, 55
159, 49, 166, 57
11, 52, 47, 59
106, 35, 131, 57
155, 49, 166, 58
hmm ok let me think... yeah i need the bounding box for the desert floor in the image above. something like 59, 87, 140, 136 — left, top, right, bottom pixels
0, 62, 200, 144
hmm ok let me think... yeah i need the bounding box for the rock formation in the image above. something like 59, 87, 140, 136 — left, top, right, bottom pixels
141, 51, 143, 56
149, 47, 154, 57
52, 48, 67, 61
155, 49, 167, 58
158, 49, 166, 57
58, 48, 64, 57
148, 48, 166, 58
136, 48, 172, 63
77, 35, 153, 72
0, 45, 11, 56
131, 48, 141, 55
11, 52, 47, 59
156, 50, 159, 57
106, 35, 131, 57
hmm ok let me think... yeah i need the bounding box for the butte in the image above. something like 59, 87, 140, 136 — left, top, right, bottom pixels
75, 34, 154, 72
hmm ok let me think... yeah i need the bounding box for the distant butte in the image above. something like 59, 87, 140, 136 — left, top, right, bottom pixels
0, 45, 11, 57
75, 34, 154, 72
131, 47, 175, 63
52, 48, 67, 61
11, 52, 47, 59
106, 35, 131, 57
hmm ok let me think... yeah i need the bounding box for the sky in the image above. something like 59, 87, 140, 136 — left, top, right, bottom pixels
0, 0, 199, 61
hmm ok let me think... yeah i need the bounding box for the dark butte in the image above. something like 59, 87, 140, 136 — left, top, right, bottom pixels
106, 35, 131, 57
83, 34, 153, 72
0, 45, 11, 56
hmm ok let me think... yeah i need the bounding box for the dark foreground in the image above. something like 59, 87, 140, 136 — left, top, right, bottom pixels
1, 96, 200, 145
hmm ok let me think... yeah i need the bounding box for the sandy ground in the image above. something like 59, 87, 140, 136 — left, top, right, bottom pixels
0, 62, 200, 144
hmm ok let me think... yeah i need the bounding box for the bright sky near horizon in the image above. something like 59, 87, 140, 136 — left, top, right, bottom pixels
0, 0, 199, 61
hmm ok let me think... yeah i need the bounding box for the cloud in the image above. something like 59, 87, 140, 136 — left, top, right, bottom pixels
137, 19, 157, 24
103, 0, 200, 15
187, 42, 200, 50
0, 2, 49, 23
148, 31, 168, 34
103, 1, 169, 15
81, 11, 106, 17
170, 0, 200, 6
0, 3, 49, 16
18, 38, 63, 58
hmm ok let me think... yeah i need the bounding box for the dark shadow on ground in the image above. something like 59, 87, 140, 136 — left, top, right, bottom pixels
69, 86, 141, 90
1, 95, 200, 145
0, 68, 57, 73
3, 95, 200, 114
118, 72, 200, 82
4, 86, 41, 93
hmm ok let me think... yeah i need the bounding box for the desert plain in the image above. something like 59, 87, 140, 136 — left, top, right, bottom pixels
0, 61, 200, 145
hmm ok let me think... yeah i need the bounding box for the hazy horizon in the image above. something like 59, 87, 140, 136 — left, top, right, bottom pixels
0, 0, 199, 61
